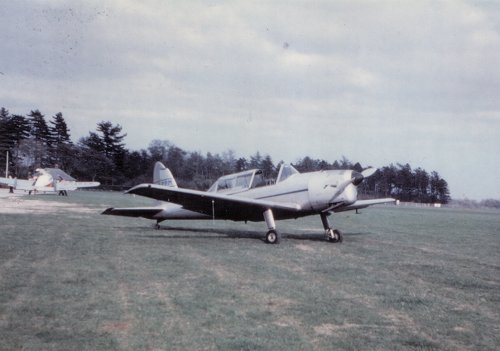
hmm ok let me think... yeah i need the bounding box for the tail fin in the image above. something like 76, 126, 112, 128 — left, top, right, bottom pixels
153, 162, 178, 188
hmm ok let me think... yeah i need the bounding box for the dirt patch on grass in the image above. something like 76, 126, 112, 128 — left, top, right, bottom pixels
295, 243, 315, 252
100, 321, 131, 333
314, 322, 360, 335
314, 321, 394, 336
0, 195, 95, 215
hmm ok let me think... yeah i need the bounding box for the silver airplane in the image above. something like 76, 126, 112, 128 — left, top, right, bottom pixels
103, 162, 394, 244
0, 168, 100, 195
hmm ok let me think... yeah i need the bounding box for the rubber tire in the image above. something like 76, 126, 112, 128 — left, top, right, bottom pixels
266, 230, 280, 244
333, 229, 343, 243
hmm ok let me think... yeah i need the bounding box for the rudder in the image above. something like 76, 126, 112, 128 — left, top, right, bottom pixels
153, 162, 178, 188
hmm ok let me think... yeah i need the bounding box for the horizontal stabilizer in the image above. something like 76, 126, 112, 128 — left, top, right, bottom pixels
102, 207, 164, 219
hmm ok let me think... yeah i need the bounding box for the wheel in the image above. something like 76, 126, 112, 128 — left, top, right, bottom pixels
266, 230, 280, 244
325, 229, 335, 241
154, 223, 161, 230
333, 229, 343, 243
326, 229, 343, 243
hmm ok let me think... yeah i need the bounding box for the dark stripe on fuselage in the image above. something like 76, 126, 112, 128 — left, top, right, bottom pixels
254, 188, 309, 200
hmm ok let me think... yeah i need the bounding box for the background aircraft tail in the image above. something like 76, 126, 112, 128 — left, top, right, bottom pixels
153, 162, 178, 188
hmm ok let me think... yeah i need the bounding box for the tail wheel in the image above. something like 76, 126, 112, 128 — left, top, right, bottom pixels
266, 230, 280, 244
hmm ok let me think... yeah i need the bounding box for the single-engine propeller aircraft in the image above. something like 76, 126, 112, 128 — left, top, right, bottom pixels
0, 168, 100, 195
103, 162, 394, 244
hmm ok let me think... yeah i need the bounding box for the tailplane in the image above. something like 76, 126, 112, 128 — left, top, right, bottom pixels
153, 162, 178, 188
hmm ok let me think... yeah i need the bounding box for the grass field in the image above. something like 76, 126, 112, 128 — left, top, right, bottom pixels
0, 190, 499, 351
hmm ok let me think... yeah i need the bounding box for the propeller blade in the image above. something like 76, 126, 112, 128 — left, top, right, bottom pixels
329, 168, 378, 203
329, 178, 354, 203
361, 167, 377, 178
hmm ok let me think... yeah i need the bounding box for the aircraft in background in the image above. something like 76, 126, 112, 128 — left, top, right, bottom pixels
103, 162, 394, 244
0, 168, 100, 195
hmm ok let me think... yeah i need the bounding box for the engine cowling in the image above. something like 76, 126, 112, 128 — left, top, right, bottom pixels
308, 170, 357, 211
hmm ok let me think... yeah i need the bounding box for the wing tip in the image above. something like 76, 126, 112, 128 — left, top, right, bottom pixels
102, 208, 114, 215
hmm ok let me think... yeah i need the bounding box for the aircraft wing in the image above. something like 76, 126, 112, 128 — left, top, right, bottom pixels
0, 178, 34, 190
0, 177, 15, 186
75, 181, 100, 188
126, 184, 302, 222
102, 207, 164, 219
334, 198, 395, 213
56, 181, 100, 191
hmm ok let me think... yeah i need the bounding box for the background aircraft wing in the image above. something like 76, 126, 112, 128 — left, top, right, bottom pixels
56, 181, 100, 190
0, 177, 15, 186
102, 207, 164, 219
56, 183, 78, 191
75, 181, 100, 188
126, 184, 302, 222
334, 198, 395, 213
0, 178, 34, 190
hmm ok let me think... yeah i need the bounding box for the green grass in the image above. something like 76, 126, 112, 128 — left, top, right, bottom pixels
0, 191, 499, 350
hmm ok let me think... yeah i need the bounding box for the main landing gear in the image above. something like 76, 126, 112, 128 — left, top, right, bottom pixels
262, 210, 343, 244
320, 213, 343, 243
264, 209, 281, 244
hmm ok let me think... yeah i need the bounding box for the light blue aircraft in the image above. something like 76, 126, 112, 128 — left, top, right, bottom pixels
103, 162, 394, 244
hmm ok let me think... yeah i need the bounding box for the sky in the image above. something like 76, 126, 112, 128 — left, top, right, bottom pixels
1, 0, 499, 200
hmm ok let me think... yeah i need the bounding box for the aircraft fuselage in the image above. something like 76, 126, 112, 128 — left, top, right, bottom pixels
153, 170, 358, 222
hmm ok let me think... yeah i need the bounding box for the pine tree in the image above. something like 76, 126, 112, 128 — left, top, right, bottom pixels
49, 112, 72, 168
249, 151, 263, 169
50, 112, 71, 145
261, 155, 275, 179
235, 157, 248, 172
148, 139, 170, 162
430, 171, 450, 204
27, 110, 51, 167
0, 108, 11, 167
0, 110, 30, 176
79, 121, 127, 184
97, 121, 126, 159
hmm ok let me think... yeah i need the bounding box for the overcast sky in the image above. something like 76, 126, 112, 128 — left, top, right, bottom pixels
1, 0, 499, 199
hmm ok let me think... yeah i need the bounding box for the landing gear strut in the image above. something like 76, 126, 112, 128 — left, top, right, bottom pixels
154, 221, 161, 230
320, 213, 343, 243
264, 209, 280, 244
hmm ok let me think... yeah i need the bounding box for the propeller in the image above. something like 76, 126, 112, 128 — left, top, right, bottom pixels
361, 167, 377, 178
329, 168, 377, 203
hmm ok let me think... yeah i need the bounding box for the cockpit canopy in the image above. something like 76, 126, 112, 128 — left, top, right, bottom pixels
276, 164, 299, 183
208, 169, 267, 193
35, 168, 76, 181
207, 164, 300, 194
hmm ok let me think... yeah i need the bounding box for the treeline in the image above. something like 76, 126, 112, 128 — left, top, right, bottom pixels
294, 157, 450, 204
1, 107, 450, 203
449, 198, 500, 209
